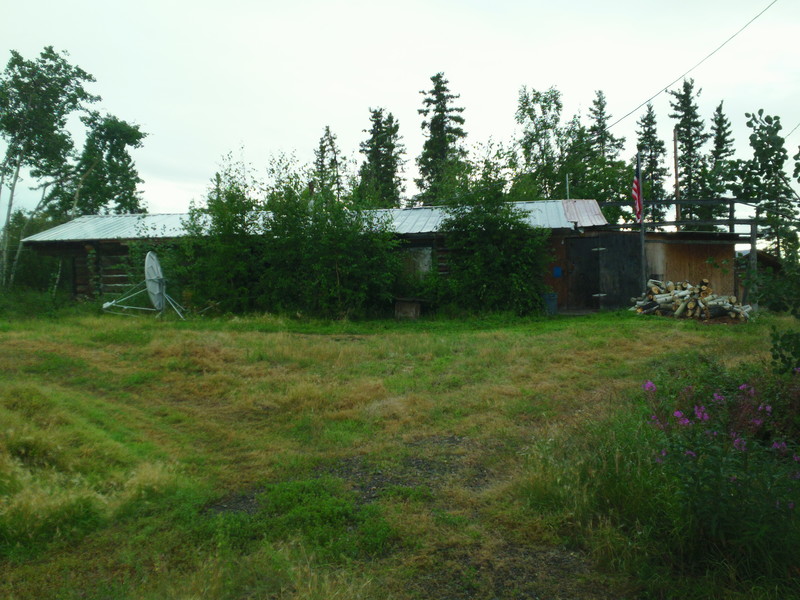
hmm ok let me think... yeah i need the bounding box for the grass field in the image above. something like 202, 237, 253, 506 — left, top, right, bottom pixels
0, 306, 795, 599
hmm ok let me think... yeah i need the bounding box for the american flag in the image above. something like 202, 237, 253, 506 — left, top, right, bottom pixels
632, 156, 643, 223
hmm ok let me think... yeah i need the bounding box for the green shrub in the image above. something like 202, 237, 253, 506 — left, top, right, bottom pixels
436, 179, 551, 315
261, 193, 400, 317
172, 159, 401, 317
644, 373, 800, 579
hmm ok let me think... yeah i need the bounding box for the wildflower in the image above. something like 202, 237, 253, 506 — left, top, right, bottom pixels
673, 410, 691, 426
684, 450, 697, 458
772, 441, 788, 454
712, 392, 725, 404
750, 418, 763, 427
739, 383, 755, 396
733, 436, 747, 452
757, 404, 772, 415
643, 380, 657, 392
694, 405, 710, 421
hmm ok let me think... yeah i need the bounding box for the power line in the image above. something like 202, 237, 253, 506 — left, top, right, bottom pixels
608, 0, 780, 130
786, 121, 800, 139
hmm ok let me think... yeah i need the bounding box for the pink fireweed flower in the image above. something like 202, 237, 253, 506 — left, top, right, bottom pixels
694, 405, 710, 421
733, 436, 747, 452
673, 410, 691, 426
712, 392, 726, 404
750, 418, 763, 427
643, 380, 657, 392
772, 441, 788, 453
684, 450, 697, 458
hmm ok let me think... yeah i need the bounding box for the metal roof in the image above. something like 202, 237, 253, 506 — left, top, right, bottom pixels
23, 200, 607, 243
562, 199, 608, 227
23, 213, 189, 243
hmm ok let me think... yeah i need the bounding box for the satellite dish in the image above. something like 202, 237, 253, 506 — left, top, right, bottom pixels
144, 251, 165, 311
102, 251, 184, 319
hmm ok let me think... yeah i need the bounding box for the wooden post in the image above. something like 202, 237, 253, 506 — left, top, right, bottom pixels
638, 153, 647, 292
673, 128, 681, 230
729, 200, 735, 233
749, 220, 758, 312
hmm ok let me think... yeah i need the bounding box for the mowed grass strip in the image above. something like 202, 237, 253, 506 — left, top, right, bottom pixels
0, 311, 772, 599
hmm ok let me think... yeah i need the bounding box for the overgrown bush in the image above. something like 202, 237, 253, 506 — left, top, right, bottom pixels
517, 359, 800, 595
645, 376, 800, 579
436, 179, 551, 315
178, 165, 268, 313
173, 160, 400, 317
260, 191, 400, 317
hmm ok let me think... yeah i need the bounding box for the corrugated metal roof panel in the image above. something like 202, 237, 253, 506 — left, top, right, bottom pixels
23, 214, 189, 243
562, 199, 608, 227
23, 200, 606, 243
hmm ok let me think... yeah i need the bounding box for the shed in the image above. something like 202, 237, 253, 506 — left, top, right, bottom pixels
23, 201, 607, 302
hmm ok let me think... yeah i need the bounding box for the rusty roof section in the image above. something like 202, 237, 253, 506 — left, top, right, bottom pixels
562, 199, 608, 227
23, 200, 607, 244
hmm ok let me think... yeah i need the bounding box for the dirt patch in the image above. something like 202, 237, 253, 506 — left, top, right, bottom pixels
318, 435, 493, 503
403, 543, 624, 600
204, 489, 262, 515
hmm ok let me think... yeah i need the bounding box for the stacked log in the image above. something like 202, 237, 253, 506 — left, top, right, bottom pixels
630, 279, 752, 321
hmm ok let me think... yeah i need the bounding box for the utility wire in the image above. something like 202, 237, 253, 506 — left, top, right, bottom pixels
786, 121, 800, 139
608, 0, 780, 130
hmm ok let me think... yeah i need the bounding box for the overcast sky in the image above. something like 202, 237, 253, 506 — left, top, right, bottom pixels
3, 0, 799, 215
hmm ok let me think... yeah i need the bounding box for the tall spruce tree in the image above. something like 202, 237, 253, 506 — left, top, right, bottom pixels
588, 90, 624, 160
356, 108, 405, 208
669, 79, 711, 228
584, 90, 627, 223
695, 101, 737, 228
635, 103, 669, 223
416, 72, 467, 204
313, 126, 344, 201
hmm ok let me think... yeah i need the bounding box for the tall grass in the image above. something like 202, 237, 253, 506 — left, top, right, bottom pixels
0, 301, 788, 598
513, 355, 800, 598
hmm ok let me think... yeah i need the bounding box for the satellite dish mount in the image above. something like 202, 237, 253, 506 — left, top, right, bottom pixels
102, 251, 185, 319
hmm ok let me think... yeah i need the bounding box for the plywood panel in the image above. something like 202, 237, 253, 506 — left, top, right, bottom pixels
662, 244, 735, 294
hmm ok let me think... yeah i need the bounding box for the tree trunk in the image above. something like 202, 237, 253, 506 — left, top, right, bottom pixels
8, 183, 50, 287
1, 155, 24, 286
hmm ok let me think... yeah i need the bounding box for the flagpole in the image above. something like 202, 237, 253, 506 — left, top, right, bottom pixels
638, 153, 647, 291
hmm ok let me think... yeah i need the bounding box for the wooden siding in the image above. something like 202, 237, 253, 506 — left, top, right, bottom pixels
646, 241, 735, 295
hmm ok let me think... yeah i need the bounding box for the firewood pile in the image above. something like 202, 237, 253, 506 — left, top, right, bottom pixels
630, 279, 753, 321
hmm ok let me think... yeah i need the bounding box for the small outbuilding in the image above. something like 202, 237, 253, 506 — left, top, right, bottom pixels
23, 200, 743, 311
